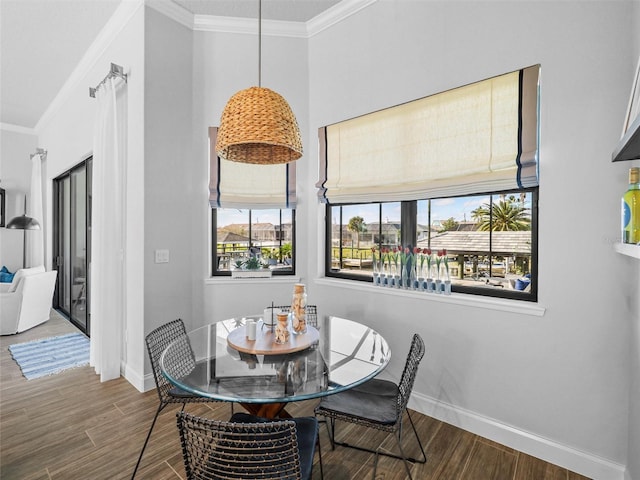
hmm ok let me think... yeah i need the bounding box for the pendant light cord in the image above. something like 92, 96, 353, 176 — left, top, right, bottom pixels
258, 0, 262, 87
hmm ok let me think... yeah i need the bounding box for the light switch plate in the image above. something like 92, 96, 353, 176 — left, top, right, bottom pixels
155, 249, 169, 264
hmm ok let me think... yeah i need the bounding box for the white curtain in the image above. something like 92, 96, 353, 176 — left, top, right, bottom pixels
90, 77, 127, 382
27, 154, 44, 267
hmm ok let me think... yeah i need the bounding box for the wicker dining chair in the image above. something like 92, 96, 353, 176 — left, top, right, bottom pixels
131, 319, 226, 479
271, 305, 318, 328
176, 411, 322, 480
314, 333, 427, 480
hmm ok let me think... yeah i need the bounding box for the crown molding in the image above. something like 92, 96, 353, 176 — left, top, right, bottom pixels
35, 0, 144, 134
152, 0, 378, 38
0, 123, 37, 136
32, 0, 378, 132
193, 15, 307, 38
307, 0, 378, 37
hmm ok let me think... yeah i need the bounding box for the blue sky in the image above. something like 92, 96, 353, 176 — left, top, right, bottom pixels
219, 194, 531, 227
335, 196, 491, 225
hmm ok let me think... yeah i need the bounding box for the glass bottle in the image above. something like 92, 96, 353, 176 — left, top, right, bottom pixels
274, 313, 290, 344
291, 283, 307, 334
622, 167, 640, 244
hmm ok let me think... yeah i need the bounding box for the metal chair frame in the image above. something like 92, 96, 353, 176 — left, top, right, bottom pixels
315, 333, 427, 479
131, 319, 226, 479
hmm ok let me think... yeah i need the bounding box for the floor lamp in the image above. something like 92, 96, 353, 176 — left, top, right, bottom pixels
6, 197, 40, 269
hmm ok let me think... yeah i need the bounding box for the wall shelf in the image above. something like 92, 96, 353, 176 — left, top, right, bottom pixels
612, 112, 640, 162
614, 242, 640, 259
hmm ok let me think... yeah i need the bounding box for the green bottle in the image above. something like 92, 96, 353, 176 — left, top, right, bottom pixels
622, 167, 640, 244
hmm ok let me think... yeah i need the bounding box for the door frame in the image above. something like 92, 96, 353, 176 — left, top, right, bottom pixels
52, 156, 92, 335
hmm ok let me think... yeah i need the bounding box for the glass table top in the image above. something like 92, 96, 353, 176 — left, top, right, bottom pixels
160, 315, 391, 404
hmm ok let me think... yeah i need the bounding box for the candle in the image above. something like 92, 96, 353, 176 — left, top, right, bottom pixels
263, 307, 276, 326
246, 320, 257, 341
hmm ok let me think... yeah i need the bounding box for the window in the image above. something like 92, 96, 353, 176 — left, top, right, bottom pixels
209, 127, 296, 276
326, 188, 537, 300
212, 208, 295, 275
320, 66, 540, 301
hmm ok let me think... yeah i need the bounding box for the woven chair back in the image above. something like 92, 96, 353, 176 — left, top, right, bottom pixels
396, 334, 425, 416
177, 412, 304, 480
145, 319, 196, 403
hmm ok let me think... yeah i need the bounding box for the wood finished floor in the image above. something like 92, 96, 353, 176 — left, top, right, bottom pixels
0, 312, 591, 480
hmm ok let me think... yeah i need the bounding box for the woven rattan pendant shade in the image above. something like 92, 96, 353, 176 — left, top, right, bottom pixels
216, 86, 303, 164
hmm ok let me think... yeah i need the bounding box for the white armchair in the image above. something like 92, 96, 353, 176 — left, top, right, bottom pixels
0, 266, 58, 335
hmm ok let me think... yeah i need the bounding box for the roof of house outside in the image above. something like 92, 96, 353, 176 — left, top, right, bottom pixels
419, 231, 532, 255
217, 231, 250, 243
365, 222, 401, 233
450, 221, 478, 232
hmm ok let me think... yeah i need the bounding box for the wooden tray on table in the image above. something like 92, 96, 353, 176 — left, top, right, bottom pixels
227, 325, 319, 355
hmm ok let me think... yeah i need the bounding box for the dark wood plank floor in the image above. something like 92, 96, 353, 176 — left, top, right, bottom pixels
1, 311, 591, 480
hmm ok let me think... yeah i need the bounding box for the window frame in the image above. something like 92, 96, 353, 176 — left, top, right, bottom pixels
211, 208, 297, 277
325, 187, 538, 302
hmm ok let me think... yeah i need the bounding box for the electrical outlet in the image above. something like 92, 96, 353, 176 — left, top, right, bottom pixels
155, 249, 169, 264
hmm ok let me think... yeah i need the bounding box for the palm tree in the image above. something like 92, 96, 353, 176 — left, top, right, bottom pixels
347, 216, 366, 249
471, 206, 488, 223
477, 200, 531, 231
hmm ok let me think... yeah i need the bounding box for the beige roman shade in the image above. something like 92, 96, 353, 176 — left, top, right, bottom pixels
317, 65, 539, 204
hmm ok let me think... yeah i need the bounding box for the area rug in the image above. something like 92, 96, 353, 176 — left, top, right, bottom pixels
8, 333, 90, 380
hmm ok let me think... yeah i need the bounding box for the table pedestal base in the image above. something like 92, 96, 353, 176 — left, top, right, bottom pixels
240, 402, 291, 419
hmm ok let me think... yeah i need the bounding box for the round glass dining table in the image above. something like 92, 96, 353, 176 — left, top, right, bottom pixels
160, 314, 391, 418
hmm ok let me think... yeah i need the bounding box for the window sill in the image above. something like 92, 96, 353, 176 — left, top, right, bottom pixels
205, 276, 301, 285
314, 277, 546, 317
614, 242, 640, 259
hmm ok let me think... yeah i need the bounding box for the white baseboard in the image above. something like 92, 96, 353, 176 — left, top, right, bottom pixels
141, 373, 156, 392
409, 392, 627, 480
121, 361, 149, 393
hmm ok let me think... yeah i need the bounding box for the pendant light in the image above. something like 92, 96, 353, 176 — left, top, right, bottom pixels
215, 0, 303, 165
6, 196, 40, 269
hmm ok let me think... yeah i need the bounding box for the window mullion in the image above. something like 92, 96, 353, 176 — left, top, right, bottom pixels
401, 201, 417, 248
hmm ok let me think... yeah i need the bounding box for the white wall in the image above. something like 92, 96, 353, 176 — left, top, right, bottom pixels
36, 3, 146, 387
142, 7, 195, 366
626, 4, 640, 480
0, 129, 37, 272
302, 1, 635, 478
193, 27, 311, 321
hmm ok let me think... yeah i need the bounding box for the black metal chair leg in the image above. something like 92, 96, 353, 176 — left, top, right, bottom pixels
317, 432, 324, 480
328, 416, 426, 465
324, 417, 336, 450
131, 403, 165, 479
394, 431, 414, 479
405, 410, 427, 464
371, 430, 414, 480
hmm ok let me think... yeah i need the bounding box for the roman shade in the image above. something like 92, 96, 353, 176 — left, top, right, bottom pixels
317, 65, 539, 204
210, 127, 296, 209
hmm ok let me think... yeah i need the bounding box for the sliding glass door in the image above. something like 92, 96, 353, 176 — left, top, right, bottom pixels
53, 158, 92, 335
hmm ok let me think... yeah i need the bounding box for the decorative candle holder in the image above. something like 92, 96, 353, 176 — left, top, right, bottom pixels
263, 307, 276, 328
274, 313, 290, 344
291, 283, 307, 335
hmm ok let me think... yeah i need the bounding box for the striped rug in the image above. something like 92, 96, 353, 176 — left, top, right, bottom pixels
8, 333, 90, 380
